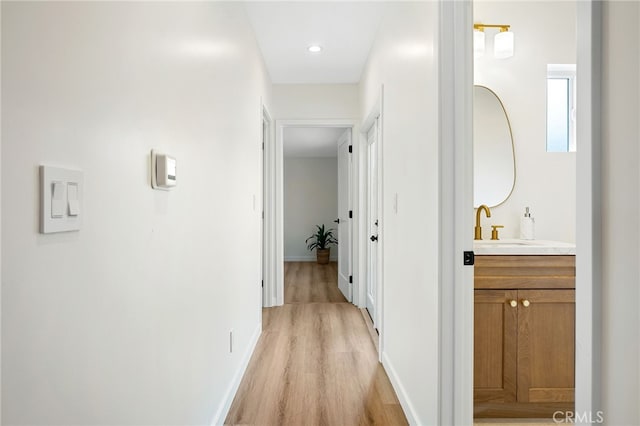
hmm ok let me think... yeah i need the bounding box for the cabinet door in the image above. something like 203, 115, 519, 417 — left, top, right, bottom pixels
517, 289, 575, 403
474, 290, 518, 403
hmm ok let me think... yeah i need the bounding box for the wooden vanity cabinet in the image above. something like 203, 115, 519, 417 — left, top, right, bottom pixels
474, 255, 575, 418
474, 289, 518, 405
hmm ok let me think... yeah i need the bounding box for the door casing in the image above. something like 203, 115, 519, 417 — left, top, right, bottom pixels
365, 119, 379, 327
361, 90, 384, 358
337, 128, 354, 301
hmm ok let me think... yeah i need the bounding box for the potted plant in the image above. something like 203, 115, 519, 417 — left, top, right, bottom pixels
305, 224, 338, 264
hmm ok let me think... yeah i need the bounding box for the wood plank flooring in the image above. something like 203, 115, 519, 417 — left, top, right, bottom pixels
225, 262, 407, 426
284, 261, 346, 304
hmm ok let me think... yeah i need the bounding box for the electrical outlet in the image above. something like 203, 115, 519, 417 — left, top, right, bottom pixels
229, 329, 234, 353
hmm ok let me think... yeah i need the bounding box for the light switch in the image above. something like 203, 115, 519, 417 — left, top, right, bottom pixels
40, 165, 83, 234
67, 182, 79, 216
51, 181, 65, 218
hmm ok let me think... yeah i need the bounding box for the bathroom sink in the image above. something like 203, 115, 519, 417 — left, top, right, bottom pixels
473, 239, 575, 255
474, 240, 533, 246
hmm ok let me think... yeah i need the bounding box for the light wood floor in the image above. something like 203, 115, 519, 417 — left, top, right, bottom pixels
284, 261, 346, 304
225, 262, 408, 425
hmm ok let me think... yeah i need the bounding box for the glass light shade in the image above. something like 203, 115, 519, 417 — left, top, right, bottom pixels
474, 30, 485, 58
494, 31, 514, 59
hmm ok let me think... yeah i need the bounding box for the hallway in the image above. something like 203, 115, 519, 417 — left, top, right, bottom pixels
225, 262, 408, 425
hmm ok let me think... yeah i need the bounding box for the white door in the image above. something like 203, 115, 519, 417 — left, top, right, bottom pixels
337, 129, 352, 301
366, 120, 379, 325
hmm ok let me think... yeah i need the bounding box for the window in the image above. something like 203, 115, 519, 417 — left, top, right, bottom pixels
546, 64, 576, 152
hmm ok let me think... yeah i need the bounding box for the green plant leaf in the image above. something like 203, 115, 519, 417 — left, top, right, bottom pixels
305, 224, 338, 250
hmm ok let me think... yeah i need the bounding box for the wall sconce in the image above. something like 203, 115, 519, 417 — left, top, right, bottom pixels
474, 24, 514, 59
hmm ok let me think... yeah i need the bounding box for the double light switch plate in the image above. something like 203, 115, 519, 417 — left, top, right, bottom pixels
40, 165, 83, 234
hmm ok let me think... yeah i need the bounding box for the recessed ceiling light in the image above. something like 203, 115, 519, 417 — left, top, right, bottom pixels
308, 45, 322, 53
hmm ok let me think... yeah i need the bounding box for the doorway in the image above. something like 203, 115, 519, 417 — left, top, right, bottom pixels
438, 1, 602, 424
282, 126, 344, 303
472, 1, 578, 420
266, 119, 359, 308
360, 96, 383, 353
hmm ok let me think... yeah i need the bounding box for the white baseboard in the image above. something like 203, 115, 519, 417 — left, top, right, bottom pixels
210, 323, 262, 426
382, 351, 420, 426
284, 256, 338, 262
284, 255, 316, 261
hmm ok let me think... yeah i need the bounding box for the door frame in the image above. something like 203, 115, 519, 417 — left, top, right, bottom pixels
337, 128, 354, 302
261, 103, 274, 308
438, 0, 602, 423
438, 2, 474, 422
267, 119, 359, 307
361, 95, 384, 357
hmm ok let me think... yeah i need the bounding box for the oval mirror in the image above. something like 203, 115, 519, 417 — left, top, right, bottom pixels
474, 85, 516, 208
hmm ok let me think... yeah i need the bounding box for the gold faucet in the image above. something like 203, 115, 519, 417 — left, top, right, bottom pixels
475, 204, 491, 240
491, 225, 504, 240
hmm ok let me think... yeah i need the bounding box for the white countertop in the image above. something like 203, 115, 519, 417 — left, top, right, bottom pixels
473, 239, 576, 255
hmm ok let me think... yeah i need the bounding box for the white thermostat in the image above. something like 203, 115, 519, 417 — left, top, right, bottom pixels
151, 150, 177, 190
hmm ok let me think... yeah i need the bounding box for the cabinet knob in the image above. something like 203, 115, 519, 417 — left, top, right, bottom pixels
509, 300, 517, 308
522, 299, 531, 307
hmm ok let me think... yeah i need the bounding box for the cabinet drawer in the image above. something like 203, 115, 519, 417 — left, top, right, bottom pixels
475, 255, 575, 289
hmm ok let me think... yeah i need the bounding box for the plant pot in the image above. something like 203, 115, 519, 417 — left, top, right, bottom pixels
316, 248, 330, 264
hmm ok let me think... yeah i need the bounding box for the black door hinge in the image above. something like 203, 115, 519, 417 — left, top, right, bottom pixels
463, 251, 475, 266
261, 280, 264, 288
348, 145, 353, 153
349, 210, 353, 219
349, 275, 353, 284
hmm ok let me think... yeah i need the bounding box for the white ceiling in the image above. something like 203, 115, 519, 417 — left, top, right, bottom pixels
284, 127, 345, 158
246, 3, 377, 154
243, 2, 385, 84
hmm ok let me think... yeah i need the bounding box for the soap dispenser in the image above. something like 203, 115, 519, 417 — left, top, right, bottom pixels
520, 207, 535, 240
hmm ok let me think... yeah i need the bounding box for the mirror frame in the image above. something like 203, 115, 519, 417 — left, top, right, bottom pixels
474, 84, 517, 208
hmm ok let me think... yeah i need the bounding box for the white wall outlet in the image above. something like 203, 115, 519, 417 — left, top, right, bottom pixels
40, 165, 83, 234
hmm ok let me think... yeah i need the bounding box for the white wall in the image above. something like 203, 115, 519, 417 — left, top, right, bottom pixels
1, 2, 270, 425
271, 84, 359, 120
474, 1, 577, 243
601, 2, 640, 423
359, 3, 439, 424
284, 157, 338, 261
